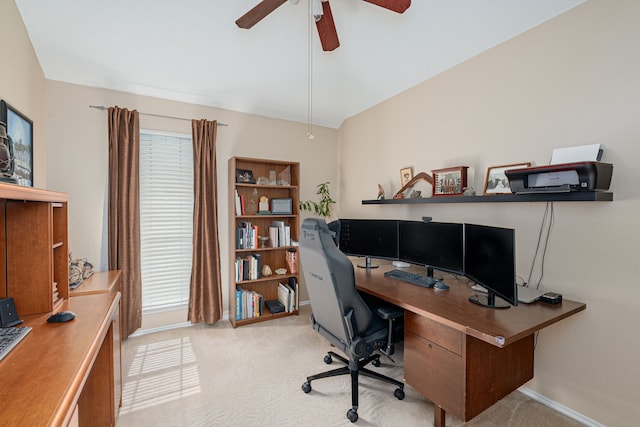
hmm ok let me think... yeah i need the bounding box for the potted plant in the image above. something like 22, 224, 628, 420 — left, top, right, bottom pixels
299, 182, 336, 220
300, 181, 341, 246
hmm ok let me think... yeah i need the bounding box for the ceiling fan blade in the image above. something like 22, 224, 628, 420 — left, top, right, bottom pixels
236, 0, 288, 29
315, 1, 340, 51
362, 0, 411, 14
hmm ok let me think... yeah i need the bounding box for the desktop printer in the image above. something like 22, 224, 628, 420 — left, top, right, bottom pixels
505, 161, 613, 194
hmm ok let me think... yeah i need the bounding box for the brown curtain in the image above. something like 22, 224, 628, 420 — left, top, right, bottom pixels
188, 119, 223, 324
108, 106, 142, 338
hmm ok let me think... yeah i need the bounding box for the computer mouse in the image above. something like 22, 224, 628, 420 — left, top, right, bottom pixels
47, 311, 77, 323
433, 281, 450, 291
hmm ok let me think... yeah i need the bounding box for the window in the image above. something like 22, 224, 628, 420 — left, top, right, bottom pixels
140, 130, 193, 312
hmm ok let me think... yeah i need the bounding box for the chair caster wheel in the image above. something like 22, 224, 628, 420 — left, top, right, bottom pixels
394, 388, 405, 400
347, 408, 358, 422
372, 358, 381, 367
302, 382, 312, 393
324, 354, 332, 364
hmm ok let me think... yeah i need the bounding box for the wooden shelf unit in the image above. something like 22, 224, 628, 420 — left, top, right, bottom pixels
229, 157, 300, 327
1, 183, 69, 315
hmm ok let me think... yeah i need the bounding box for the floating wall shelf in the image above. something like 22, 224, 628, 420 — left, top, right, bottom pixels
362, 191, 613, 205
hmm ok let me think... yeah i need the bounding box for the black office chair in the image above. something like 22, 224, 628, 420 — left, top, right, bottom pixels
299, 218, 405, 423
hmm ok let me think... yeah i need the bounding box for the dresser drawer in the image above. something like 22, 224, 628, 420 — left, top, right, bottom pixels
405, 311, 463, 356
404, 331, 464, 418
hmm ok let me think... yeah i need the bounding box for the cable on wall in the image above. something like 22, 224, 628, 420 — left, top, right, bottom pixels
527, 201, 555, 290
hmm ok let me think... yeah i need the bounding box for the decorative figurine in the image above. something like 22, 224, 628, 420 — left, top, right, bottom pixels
377, 184, 385, 200
259, 195, 270, 214
262, 264, 272, 277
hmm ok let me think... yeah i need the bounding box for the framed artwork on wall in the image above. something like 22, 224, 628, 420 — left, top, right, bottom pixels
0, 100, 33, 187
484, 163, 531, 195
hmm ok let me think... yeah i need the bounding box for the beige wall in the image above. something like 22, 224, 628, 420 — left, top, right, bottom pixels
45, 80, 338, 327
0, 0, 46, 187
339, 0, 639, 425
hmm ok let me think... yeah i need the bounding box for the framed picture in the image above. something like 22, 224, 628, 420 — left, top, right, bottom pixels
400, 167, 413, 187
484, 163, 531, 195
1, 100, 33, 187
271, 198, 293, 215
236, 168, 255, 184
432, 166, 468, 197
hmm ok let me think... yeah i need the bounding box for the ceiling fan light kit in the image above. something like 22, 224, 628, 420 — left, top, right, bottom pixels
236, 0, 411, 51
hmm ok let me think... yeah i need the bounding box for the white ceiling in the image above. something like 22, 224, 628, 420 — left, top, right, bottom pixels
16, 0, 586, 129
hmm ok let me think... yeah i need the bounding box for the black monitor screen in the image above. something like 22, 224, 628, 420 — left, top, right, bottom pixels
464, 223, 517, 308
399, 221, 463, 275
338, 219, 398, 261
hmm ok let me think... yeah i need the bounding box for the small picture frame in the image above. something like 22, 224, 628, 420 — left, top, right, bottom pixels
236, 168, 255, 184
432, 166, 468, 197
1, 100, 33, 187
400, 167, 413, 187
484, 163, 531, 195
271, 198, 293, 215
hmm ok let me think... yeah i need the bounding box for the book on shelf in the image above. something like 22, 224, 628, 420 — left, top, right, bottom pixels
284, 225, 291, 246
287, 277, 298, 311
268, 225, 279, 248
235, 190, 242, 216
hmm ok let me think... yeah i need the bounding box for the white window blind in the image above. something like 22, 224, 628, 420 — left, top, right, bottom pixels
140, 130, 193, 312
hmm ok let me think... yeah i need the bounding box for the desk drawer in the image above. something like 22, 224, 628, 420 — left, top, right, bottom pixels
405, 331, 464, 418
405, 311, 463, 356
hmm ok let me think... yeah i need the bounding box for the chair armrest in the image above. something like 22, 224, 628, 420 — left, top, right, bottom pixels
377, 306, 403, 320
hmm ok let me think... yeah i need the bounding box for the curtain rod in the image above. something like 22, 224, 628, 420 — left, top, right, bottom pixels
89, 105, 228, 126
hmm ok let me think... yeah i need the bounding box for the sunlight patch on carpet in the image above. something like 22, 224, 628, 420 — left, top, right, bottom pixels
120, 337, 201, 414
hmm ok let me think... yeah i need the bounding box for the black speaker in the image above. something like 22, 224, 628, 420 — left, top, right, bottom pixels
0, 297, 23, 327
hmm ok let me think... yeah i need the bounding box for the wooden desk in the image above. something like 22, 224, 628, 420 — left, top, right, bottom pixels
0, 292, 121, 427
354, 260, 586, 427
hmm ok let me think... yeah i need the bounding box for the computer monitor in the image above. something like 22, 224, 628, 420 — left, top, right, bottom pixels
338, 219, 398, 268
464, 223, 518, 309
398, 221, 464, 277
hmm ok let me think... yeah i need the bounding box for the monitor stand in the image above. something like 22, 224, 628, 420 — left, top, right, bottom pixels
469, 291, 510, 309
357, 256, 378, 269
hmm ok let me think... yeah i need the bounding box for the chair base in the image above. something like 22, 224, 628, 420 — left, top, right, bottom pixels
302, 351, 405, 423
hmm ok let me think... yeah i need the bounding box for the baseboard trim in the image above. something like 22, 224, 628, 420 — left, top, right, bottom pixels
518, 387, 604, 427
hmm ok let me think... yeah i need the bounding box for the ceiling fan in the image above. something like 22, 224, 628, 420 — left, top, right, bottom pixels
235, 0, 411, 52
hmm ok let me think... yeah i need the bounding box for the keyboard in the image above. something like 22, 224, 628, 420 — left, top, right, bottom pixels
384, 269, 438, 288
0, 326, 32, 362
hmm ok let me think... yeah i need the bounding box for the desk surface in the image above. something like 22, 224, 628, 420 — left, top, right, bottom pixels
0, 292, 120, 427
353, 259, 586, 347
70, 270, 122, 296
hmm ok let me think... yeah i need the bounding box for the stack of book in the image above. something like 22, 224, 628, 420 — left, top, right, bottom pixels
277, 278, 298, 313
236, 221, 258, 249
235, 253, 262, 282
236, 287, 264, 320
268, 220, 291, 248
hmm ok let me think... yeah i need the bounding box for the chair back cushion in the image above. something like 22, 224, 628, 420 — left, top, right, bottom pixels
300, 218, 372, 346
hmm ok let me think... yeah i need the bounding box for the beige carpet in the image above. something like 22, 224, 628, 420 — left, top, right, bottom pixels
116, 305, 583, 427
